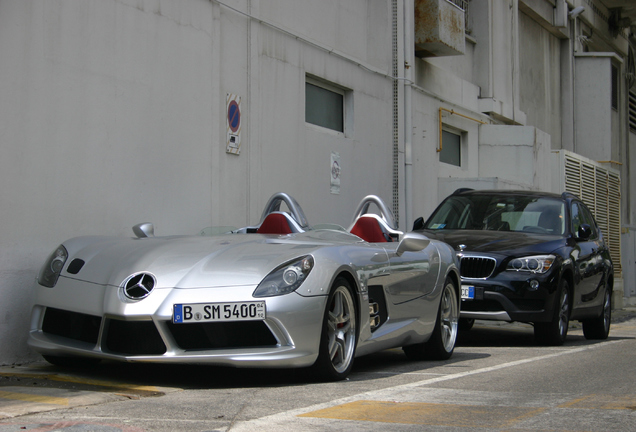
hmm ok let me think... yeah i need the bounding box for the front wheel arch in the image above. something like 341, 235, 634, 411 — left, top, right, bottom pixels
535, 277, 571, 346
309, 276, 359, 381
448, 270, 461, 305
333, 270, 361, 317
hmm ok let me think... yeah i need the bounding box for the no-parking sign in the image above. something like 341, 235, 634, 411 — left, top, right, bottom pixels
226, 93, 241, 155
331, 152, 340, 194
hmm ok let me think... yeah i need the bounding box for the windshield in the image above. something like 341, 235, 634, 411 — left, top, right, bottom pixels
424, 194, 565, 235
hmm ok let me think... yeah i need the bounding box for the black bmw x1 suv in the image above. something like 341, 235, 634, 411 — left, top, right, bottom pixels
414, 189, 614, 346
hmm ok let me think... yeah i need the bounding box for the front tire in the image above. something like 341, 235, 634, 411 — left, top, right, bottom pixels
404, 277, 459, 361
583, 288, 611, 340
534, 278, 570, 346
310, 277, 357, 381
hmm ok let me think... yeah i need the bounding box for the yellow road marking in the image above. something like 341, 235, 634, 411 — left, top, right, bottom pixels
0, 372, 159, 394
559, 394, 636, 410
300, 395, 636, 427
42, 374, 159, 393
558, 394, 596, 409
0, 390, 68, 405
299, 400, 546, 427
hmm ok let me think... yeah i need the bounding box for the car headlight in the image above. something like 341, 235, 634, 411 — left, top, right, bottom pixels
507, 255, 556, 274
38, 245, 68, 287
253, 256, 314, 297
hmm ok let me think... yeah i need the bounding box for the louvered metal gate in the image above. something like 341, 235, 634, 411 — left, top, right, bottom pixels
555, 150, 622, 276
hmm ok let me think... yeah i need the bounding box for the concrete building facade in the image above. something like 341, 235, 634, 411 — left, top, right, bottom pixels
1, 0, 634, 364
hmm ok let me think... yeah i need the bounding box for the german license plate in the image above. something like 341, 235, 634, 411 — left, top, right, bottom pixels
461, 285, 475, 300
173, 301, 266, 324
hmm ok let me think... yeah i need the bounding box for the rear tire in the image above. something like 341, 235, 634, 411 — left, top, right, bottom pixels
310, 277, 357, 381
404, 277, 459, 361
583, 288, 611, 340
534, 278, 570, 346
458, 318, 475, 331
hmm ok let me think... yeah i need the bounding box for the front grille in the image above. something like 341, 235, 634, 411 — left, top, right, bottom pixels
461, 256, 497, 279
167, 321, 277, 350
104, 319, 166, 355
42, 308, 101, 344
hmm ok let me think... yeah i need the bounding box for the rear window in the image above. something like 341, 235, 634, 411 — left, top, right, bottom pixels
425, 195, 565, 235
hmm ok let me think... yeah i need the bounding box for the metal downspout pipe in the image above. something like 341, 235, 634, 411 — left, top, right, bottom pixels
392, 0, 402, 227
404, 0, 414, 232
392, 0, 412, 231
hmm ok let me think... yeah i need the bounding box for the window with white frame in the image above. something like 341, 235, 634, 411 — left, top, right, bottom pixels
305, 77, 346, 133
440, 130, 461, 166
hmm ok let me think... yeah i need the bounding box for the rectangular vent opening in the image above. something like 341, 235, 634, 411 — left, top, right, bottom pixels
167, 321, 277, 350
104, 319, 166, 355
42, 308, 101, 344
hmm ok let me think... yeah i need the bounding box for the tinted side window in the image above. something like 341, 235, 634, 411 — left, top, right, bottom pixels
579, 204, 599, 239
571, 202, 598, 240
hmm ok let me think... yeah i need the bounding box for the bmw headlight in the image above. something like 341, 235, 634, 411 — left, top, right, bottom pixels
253, 256, 314, 297
507, 255, 556, 274
38, 245, 68, 287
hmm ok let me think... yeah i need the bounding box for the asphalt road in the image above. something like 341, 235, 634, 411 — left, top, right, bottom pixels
1, 312, 635, 431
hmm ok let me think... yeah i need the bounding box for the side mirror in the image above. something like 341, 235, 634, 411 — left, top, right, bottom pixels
412, 216, 424, 231
577, 224, 592, 241
133, 223, 155, 238
396, 232, 430, 256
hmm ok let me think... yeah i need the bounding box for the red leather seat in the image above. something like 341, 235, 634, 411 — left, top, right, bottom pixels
350, 215, 390, 242
257, 213, 293, 234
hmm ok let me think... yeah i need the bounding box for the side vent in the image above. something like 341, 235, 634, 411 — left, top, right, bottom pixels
368, 285, 389, 332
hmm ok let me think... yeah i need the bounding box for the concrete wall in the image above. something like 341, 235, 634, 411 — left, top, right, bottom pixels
624, 130, 636, 304
471, 0, 523, 123
574, 54, 615, 162
518, 12, 562, 148
252, 1, 396, 226
479, 125, 552, 191
1, 0, 219, 364
0, 0, 398, 365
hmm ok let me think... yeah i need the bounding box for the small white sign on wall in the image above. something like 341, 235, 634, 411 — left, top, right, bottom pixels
226, 93, 241, 155
331, 152, 341, 194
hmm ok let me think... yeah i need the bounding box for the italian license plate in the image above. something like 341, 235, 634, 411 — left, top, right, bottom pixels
461, 285, 475, 300
173, 301, 266, 324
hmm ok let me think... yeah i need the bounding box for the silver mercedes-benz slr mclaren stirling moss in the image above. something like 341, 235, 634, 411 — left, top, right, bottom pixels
29, 193, 460, 381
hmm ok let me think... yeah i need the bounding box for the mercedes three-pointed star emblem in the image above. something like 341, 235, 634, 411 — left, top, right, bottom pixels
122, 273, 156, 300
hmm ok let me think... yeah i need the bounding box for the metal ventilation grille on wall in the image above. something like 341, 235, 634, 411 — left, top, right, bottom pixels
629, 90, 636, 133
562, 152, 622, 276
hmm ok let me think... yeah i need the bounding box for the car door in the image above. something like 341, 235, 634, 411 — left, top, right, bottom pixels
383, 243, 440, 309
570, 201, 604, 309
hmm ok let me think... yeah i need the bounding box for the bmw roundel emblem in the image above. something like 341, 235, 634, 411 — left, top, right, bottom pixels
122, 273, 156, 300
